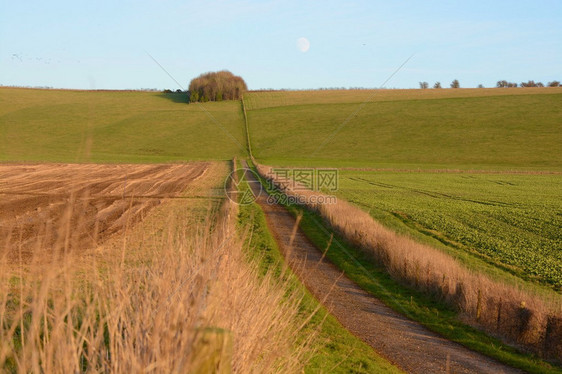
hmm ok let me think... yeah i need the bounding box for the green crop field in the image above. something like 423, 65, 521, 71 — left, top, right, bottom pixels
336, 170, 562, 290
0, 87, 246, 163
245, 88, 562, 292
245, 88, 562, 170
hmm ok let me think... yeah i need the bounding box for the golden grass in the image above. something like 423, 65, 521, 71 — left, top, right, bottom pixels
256, 162, 562, 361
0, 162, 312, 373
244, 87, 562, 110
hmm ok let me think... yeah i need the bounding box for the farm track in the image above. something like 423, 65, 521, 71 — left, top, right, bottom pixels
243, 162, 522, 374
0, 163, 209, 262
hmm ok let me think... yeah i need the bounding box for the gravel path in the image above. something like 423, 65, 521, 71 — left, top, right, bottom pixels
244, 163, 523, 374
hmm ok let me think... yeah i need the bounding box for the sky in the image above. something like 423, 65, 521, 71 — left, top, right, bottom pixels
1, 0, 561, 90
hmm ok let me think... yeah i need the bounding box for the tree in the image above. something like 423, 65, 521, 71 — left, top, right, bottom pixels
497, 80, 507, 88
548, 80, 561, 87
433, 82, 442, 89
419, 81, 429, 89
188, 70, 247, 103
190, 91, 199, 102
521, 80, 543, 87
450, 79, 460, 88
477, 84, 484, 88
497, 80, 518, 88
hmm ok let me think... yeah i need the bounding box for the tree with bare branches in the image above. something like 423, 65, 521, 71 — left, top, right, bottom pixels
189, 71, 247, 103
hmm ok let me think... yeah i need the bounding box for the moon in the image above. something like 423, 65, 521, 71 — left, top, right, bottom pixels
296, 37, 310, 53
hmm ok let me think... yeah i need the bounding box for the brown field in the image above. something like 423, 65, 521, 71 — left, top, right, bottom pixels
0, 162, 209, 262
0, 161, 311, 372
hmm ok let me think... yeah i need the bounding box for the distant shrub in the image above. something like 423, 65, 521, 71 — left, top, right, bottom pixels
450, 79, 460, 88
188, 70, 247, 103
548, 80, 561, 87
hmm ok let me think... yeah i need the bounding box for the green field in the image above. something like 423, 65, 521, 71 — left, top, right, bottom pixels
0, 88, 246, 162
244, 89, 562, 369
336, 170, 562, 289
245, 88, 562, 291
245, 88, 562, 170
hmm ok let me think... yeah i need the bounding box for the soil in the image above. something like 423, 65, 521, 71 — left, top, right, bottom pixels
0, 162, 209, 262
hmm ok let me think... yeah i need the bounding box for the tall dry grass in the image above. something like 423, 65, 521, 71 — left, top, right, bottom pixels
0, 184, 310, 372
256, 162, 562, 361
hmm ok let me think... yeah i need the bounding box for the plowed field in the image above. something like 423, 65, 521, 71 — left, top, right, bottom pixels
0, 163, 209, 261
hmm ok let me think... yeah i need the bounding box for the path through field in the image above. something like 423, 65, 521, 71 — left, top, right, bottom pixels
0, 163, 208, 262
243, 163, 522, 374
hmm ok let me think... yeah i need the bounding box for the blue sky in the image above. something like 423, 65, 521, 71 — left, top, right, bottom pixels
1, 0, 560, 90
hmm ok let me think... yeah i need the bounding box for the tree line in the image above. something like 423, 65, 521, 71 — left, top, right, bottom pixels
419, 79, 561, 89
496, 80, 560, 88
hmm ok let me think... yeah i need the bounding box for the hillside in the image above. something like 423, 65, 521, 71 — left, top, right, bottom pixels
245, 88, 562, 170
0, 88, 246, 162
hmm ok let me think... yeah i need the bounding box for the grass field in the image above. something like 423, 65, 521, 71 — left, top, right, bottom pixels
246, 88, 562, 367
245, 88, 562, 289
0, 88, 247, 162
245, 87, 562, 110
245, 88, 562, 170
336, 170, 562, 290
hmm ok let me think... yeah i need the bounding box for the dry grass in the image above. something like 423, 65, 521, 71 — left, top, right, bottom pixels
256, 162, 562, 361
244, 86, 562, 110
0, 162, 311, 373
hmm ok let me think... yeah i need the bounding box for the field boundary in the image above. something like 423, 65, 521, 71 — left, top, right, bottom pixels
241, 96, 253, 159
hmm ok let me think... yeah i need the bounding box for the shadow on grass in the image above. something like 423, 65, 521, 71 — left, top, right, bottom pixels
159, 92, 189, 104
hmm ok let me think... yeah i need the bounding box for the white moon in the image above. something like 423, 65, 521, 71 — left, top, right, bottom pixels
296, 37, 310, 53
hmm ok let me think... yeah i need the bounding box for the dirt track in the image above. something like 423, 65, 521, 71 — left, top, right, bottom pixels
243, 163, 522, 374
0, 163, 208, 261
